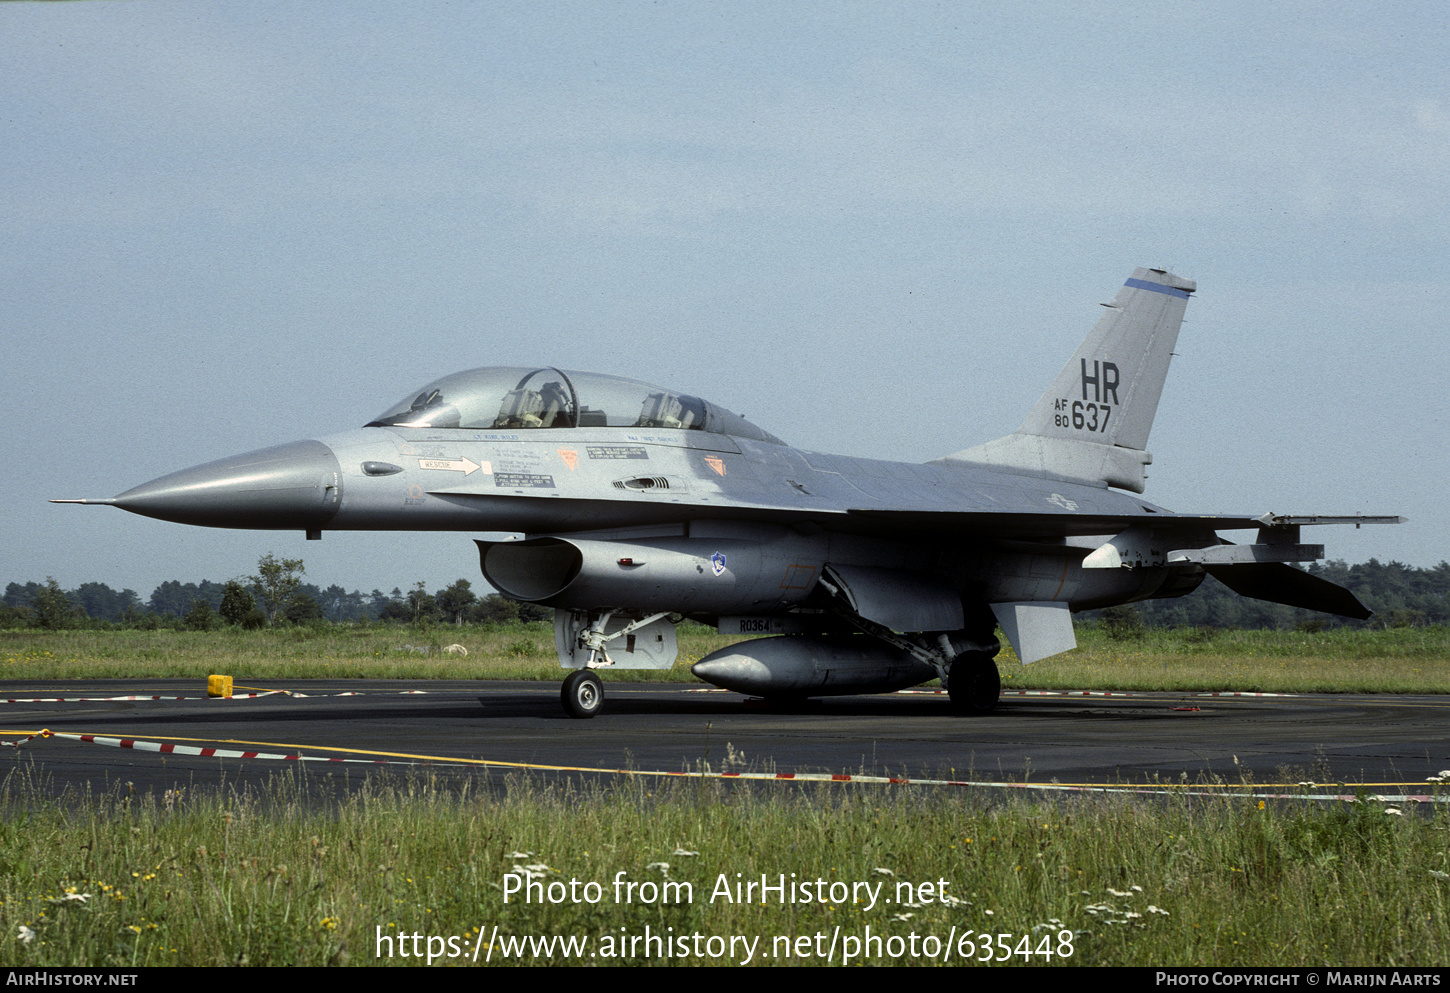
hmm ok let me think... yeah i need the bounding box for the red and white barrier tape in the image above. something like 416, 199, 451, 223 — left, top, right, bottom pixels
5, 728, 1447, 803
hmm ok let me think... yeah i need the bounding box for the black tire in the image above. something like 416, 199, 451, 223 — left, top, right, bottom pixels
561, 669, 603, 719
948, 653, 1000, 715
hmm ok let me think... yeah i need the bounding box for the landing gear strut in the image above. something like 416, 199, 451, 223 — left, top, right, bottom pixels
554, 608, 677, 718
560, 669, 603, 719
947, 652, 1001, 715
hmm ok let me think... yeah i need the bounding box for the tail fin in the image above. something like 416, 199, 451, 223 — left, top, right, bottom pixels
938, 267, 1195, 493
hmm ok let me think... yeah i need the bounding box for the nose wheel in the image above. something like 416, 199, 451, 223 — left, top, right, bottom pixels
561, 669, 604, 718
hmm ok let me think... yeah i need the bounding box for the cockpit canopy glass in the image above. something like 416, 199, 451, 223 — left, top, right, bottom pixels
366, 367, 785, 445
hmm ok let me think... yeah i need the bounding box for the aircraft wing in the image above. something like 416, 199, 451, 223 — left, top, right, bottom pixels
427, 487, 1260, 540
844, 508, 1396, 621
842, 509, 1403, 540
842, 508, 1265, 540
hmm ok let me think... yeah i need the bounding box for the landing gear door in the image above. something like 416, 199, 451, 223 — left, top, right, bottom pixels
554, 609, 679, 670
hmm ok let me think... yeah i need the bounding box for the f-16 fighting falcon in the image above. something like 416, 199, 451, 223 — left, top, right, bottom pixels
56, 268, 1401, 717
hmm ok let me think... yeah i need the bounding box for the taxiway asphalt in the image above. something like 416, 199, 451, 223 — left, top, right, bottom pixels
3, 679, 1448, 798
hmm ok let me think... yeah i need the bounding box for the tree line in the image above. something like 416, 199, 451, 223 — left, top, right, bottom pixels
1, 553, 549, 631
3, 556, 1446, 633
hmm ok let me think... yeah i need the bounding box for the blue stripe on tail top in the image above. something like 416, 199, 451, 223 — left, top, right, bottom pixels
1124, 277, 1191, 299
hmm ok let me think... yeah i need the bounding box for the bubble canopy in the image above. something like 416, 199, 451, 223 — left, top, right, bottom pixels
366, 366, 786, 445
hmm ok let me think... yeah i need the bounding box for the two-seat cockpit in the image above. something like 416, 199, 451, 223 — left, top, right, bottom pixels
366, 366, 785, 444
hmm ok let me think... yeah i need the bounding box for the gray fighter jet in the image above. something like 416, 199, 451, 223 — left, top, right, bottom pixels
56, 268, 1400, 717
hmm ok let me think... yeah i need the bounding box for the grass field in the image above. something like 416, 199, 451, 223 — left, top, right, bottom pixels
2, 622, 1447, 693
0, 771, 1446, 968
2, 623, 1447, 967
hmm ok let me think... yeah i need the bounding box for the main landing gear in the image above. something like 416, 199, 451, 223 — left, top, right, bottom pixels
947, 652, 1001, 716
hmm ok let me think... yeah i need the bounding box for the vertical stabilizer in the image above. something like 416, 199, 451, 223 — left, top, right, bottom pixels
938, 267, 1195, 493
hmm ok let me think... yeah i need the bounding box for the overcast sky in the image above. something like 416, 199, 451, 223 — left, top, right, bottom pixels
5, 1, 1446, 598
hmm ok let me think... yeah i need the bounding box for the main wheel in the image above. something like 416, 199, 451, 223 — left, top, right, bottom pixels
561, 669, 604, 719
948, 653, 1001, 715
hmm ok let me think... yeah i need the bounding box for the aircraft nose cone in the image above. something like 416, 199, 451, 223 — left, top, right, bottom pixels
111, 440, 343, 530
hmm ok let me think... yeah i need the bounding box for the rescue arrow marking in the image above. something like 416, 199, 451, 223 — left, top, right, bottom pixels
417, 457, 487, 475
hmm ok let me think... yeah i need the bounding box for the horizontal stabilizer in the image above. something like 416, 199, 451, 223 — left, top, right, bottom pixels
1204, 563, 1372, 620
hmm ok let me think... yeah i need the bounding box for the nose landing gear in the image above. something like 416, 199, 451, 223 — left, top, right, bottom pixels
561, 668, 604, 719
